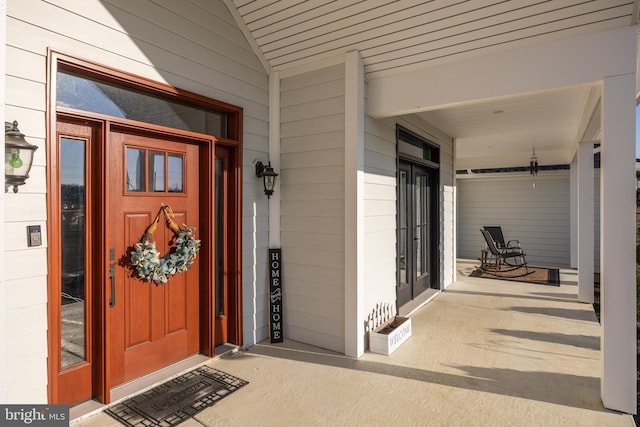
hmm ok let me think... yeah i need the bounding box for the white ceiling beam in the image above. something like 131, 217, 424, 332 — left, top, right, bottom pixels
368, 26, 637, 118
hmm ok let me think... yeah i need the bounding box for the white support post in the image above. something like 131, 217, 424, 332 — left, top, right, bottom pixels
269, 71, 281, 249
569, 154, 578, 269
577, 142, 594, 303
600, 73, 636, 414
344, 51, 365, 357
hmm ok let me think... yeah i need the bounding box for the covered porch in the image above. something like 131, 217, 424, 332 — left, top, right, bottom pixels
73, 260, 634, 426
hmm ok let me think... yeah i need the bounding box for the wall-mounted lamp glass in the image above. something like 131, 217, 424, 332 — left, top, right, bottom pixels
5, 121, 38, 193
255, 160, 278, 198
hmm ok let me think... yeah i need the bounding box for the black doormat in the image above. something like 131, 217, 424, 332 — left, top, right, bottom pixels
470, 265, 560, 286
105, 366, 248, 426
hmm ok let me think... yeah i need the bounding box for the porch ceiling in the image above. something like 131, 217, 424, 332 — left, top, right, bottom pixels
225, 0, 638, 168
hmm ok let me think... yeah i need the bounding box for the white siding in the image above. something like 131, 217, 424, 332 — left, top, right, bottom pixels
362, 109, 397, 317
457, 173, 572, 268
5, 0, 269, 402
280, 64, 346, 353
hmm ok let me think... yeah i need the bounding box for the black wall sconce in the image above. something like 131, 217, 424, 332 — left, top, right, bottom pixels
5, 121, 38, 193
255, 160, 278, 198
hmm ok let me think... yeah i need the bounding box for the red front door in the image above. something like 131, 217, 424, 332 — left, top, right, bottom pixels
107, 126, 200, 386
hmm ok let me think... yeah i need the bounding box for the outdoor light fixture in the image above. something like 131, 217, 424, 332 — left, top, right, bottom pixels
5, 121, 38, 193
255, 160, 278, 198
529, 147, 538, 188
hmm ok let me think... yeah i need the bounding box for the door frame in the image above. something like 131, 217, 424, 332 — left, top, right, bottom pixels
46, 51, 244, 404
396, 126, 440, 311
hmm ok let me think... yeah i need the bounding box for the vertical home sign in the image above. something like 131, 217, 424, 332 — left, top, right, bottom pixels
269, 248, 283, 343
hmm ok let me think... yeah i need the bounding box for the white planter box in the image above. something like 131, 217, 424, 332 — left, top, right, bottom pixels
369, 316, 412, 355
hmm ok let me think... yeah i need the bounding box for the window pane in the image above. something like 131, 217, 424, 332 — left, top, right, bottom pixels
60, 137, 87, 369
168, 154, 184, 193
126, 148, 145, 192
399, 170, 408, 285
149, 151, 165, 192
415, 174, 428, 278
57, 70, 228, 138
215, 159, 224, 317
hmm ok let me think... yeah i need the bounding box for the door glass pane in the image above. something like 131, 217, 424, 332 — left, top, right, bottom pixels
126, 148, 145, 191
60, 137, 87, 369
214, 159, 224, 317
415, 174, 428, 278
168, 154, 184, 193
57, 70, 229, 138
399, 170, 408, 284
149, 151, 165, 192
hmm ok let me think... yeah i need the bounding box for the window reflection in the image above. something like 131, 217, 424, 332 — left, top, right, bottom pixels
126, 148, 145, 191
149, 151, 165, 192
168, 154, 184, 193
57, 70, 228, 137
60, 137, 87, 369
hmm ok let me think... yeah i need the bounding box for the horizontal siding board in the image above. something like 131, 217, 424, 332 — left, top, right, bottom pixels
281, 231, 344, 251
281, 96, 345, 122
281, 79, 345, 106
280, 114, 345, 138
281, 200, 345, 217
364, 182, 396, 201
281, 133, 345, 153
282, 182, 345, 200
282, 165, 345, 184
284, 263, 344, 286
281, 148, 345, 167
286, 326, 344, 354
283, 247, 345, 269
282, 215, 345, 234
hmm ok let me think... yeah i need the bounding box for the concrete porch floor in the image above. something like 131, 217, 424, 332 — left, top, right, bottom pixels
74, 260, 635, 426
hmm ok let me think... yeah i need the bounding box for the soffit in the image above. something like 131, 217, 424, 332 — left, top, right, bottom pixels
229, 0, 636, 78
226, 0, 636, 169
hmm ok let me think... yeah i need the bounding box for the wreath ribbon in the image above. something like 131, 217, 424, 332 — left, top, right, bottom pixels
130, 205, 201, 284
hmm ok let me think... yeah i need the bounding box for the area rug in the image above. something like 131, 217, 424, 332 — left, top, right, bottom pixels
106, 366, 248, 426
470, 265, 560, 286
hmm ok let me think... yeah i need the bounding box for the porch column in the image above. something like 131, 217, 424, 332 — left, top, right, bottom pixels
569, 154, 578, 269
600, 73, 636, 414
577, 141, 594, 303
344, 50, 365, 357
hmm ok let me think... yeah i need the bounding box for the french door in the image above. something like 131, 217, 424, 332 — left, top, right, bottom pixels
397, 160, 437, 309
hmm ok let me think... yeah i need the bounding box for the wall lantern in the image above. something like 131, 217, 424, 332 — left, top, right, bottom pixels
255, 160, 278, 198
5, 121, 38, 193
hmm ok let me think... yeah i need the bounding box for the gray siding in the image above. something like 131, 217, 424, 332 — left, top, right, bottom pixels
280, 64, 346, 353
457, 173, 571, 268
5, 0, 269, 402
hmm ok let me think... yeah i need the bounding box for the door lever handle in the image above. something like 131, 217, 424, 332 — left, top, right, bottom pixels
109, 263, 116, 307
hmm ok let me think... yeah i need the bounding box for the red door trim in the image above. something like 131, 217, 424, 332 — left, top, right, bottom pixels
47, 51, 243, 405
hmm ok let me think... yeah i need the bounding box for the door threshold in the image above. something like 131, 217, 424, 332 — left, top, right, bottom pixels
70, 346, 239, 423
398, 288, 440, 317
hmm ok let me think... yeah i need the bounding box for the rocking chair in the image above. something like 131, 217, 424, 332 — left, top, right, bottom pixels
483, 226, 522, 252
480, 229, 529, 275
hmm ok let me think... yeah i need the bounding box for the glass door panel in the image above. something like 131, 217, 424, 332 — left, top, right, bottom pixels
60, 137, 87, 369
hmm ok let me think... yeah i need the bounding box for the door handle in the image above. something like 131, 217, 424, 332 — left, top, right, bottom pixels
109, 262, 116, 307
109, 248, 116, 307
